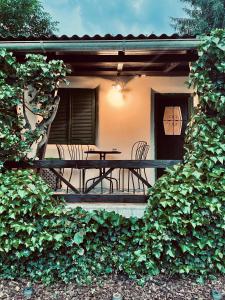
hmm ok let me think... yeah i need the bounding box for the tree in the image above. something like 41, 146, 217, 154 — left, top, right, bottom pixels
171, 0, 225, 35
0, 49, 69, 164
0, 0, 58, 37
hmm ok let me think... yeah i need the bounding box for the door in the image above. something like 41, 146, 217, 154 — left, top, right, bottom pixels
154, 93, 190, 178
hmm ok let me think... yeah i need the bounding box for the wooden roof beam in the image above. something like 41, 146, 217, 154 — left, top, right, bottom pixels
163, 62, 180, 73
51, 53, 198, 63
117, 62, 124, 71
70, 70, 189, 76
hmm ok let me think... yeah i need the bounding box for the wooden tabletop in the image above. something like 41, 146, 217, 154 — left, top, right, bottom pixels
84, 150, 121, 155
84, 150, 121, 160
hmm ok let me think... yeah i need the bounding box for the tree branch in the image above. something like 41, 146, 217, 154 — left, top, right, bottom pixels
37, 95, 60, 130
24, 103, 43, 116
22, 94, 32, 130
36, 94, 60, 152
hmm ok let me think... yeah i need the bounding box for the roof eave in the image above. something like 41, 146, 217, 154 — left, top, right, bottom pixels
0, 39, 201, 53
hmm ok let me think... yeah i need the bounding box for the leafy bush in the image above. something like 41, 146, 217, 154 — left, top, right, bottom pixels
0, 49, 30, 164
0, 49, 69, 165
0, 30, 224, 285
0, 170, 63, 280
143, 29, 225, 279
0, 169, 146, 284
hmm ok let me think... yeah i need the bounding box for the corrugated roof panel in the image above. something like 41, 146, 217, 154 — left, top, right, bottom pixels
0, 33, 196, 41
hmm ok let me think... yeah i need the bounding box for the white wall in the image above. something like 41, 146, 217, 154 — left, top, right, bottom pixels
46, 75, 192, 187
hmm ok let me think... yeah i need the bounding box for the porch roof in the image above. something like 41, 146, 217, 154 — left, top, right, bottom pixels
0, 34, 200, 76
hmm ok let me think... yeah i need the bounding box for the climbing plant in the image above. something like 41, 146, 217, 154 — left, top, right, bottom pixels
0, 30, 224, 285
143, 29, 225, 279
0, 49, 69, 165
0, 169, 142, 284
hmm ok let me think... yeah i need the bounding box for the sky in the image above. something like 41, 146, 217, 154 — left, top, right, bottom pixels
41, 0, 187, 36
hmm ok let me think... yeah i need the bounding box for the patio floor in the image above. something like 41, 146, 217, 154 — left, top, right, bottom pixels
66, 202, 146, 218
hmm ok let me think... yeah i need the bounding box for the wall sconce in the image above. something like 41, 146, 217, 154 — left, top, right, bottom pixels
112, 80, 124, 92
163, 106, 183, 135
108, 79, 125, 107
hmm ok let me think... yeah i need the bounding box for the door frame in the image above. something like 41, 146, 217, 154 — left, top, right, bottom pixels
151, 90, 193, 181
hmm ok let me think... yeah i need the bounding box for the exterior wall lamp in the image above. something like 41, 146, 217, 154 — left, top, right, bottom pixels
163, 106, 183, 135
112, 80, 124, 92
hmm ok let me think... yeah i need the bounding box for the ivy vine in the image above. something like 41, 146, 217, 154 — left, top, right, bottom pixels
143, 29, 225, 279
0, 29, 224, 285
0, 49, 69, 165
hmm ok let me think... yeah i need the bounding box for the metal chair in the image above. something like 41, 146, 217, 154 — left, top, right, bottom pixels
132, 144, 150, 193
56, 144, 90, 193
119, 141, 150, 193
56, 144, 65, 177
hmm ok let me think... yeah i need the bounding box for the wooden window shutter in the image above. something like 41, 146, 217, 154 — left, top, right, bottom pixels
48, 88, 97, 145
70, 89, 96, 144
48, 89, 69, 144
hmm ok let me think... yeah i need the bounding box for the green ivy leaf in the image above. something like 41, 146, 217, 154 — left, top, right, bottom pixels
73, 231, 85, 245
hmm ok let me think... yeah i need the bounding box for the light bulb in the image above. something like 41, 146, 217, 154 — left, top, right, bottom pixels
112, 82, 123, 91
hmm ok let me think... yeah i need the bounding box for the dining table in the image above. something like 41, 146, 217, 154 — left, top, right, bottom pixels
84, 149, 121, 193
84, 149, 121, 160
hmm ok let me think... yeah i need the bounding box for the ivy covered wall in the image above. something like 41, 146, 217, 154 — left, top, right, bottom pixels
0, 30, 224, 284
143, 29, 225, 278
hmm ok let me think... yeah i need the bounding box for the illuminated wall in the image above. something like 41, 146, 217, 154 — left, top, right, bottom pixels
46, 75, 192, 186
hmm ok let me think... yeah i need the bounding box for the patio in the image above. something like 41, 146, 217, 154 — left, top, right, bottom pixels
2, 34, 199, 208
5, 159, 181, 204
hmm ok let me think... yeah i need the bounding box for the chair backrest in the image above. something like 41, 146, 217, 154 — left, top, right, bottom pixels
56, 144, 90, 160
141, 144, 150, 160
131, 141, 147, 160
68, 144, 83, 160
56, 144, 65, 160
135, 144, 150, 160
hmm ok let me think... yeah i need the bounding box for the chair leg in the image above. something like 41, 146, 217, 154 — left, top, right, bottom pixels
118, 168, 121, 191
138, 168, 145, 193
143, 168, 148, 194
100, 175, 103, 194
131, 171, 135, 194
118, 168, 125, 192
122, 168, 125, 192
79, 169, 82, 192
85, 176, 99, 192
127, 169, 130, 192
135, 168, 144, 192
105, 177, 114, 193
107, 176, 119, 191
67, 168, 74, 193
82, 169, 86, 193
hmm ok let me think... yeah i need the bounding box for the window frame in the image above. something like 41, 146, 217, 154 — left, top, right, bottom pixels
48, 88, 98, 145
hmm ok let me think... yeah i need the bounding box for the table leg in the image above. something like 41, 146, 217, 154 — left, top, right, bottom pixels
84, 168, 115, 194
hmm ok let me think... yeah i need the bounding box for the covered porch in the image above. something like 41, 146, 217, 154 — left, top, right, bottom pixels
5, 159, 181, 217
2, 34, 199, 214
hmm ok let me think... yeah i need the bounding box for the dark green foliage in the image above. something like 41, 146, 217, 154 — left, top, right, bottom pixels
0, 49, 69, 165
144, 29, 225, 279
0, 0, 58, 37
171, 0, 225, 35
0, 169, 145, 284
0, 49, 29, 164
0, 30, 224, 285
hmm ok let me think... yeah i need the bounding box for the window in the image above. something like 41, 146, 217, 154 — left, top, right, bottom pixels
48, 88, 97, 145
